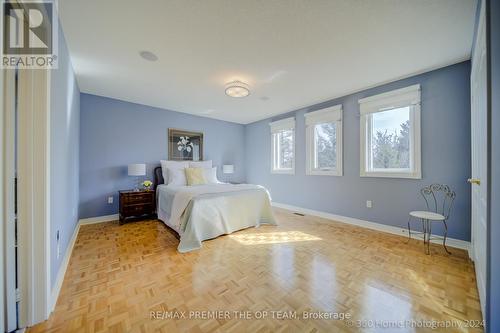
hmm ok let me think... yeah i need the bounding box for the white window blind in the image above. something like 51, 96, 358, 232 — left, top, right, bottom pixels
305, 105, 343, 176
269, 117, 295, 174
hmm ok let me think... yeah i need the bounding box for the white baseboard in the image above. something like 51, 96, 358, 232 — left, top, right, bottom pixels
50, 213, 118, 312
79, 213, 119, 225
271, 202, 470, 251
50, 222, 80, 312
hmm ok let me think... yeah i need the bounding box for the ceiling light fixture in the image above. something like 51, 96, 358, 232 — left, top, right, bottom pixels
225, 81, 250, 98
139, 50, 158, 61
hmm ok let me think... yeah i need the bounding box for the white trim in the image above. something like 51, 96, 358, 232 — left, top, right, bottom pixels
358, 84, 420, 103
306, 169, 341, 176
50, 214, 117, 312
359, 84, 421, 115
0, 53, 6, 333
470, 0, 487, 320
472, 0, 486, 59
359, 85, 422, 179
3, 69, 17, 332
305, 105, 343, 176
17, 67, 52, 327
304, 104, 342, 124
79, 214, 119, 225
50, 223, 79, 312
270, 169, 295, 175
271, 202, 470, 251
269, 117, 295, 132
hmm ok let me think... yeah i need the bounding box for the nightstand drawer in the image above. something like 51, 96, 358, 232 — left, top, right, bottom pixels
123, 203, 154, 215
123, 193, 153, 204
119, 189, 156, 225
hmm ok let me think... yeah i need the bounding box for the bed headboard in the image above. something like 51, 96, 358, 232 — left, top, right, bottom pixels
153, 166, 164, 190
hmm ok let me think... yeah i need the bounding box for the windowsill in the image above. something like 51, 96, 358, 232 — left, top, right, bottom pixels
360, 170, 421, 179
306, 169, 342, 176
271, 169, 295, 175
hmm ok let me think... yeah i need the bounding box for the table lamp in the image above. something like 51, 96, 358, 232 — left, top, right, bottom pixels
128, 163, 146, 191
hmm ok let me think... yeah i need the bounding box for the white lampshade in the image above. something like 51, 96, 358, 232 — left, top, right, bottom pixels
223, 164, 234, 174
128, 163, 146, 176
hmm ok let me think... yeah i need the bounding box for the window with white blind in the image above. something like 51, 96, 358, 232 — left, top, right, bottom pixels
359, 84, 421, 179
270, 117, 295, 174
305, 105, 343, 176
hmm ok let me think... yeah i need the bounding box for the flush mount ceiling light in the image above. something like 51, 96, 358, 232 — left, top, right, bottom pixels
225, 81, 250, 98
139, 50, 158, 61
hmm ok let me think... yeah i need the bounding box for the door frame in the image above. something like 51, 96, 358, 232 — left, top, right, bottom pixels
16, 67, 52, 327
2, 0, 53, 328
0, 54, 6, 333
3, 68, 18, 332
485, 0, 495, 331
470, 0, 487, 319
2, 67, 52, 330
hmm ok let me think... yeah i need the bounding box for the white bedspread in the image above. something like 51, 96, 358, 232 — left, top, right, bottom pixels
156, 183, 276, 252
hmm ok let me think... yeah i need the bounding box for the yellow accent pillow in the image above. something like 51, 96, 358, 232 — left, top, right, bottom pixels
185, 168, 207, 186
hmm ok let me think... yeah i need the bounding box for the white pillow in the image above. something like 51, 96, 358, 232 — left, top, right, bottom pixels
160, 160, 189, 184
189, 160, 212, 169
203, 167, 219, 184
167, 167, 187, 186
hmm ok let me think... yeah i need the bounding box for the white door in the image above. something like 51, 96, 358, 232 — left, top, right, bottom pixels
470, 0, 487, 318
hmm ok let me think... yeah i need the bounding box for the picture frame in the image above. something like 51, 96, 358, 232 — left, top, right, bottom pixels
168, 128, 204, 161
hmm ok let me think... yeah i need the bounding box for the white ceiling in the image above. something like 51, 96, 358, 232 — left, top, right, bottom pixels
59, 0, 477, 124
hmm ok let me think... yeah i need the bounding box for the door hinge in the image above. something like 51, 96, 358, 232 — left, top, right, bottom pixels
15, 288, 20, 302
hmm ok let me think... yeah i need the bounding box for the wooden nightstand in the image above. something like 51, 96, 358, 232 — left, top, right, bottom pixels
119, 190, 156, 224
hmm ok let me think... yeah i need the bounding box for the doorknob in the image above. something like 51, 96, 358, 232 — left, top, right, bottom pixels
467, 178, 481, 185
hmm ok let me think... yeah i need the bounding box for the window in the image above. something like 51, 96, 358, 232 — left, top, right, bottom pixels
270, 117, 295, 174
359, 84, 421, 179
305, 105, 343, 176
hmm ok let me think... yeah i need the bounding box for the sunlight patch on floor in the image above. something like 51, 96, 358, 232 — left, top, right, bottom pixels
229, 231, 321, 245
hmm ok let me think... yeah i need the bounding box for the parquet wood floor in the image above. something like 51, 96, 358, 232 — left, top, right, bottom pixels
29, 208, 483, 333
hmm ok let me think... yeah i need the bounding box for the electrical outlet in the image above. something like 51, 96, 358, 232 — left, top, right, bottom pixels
108, 196, 113, 204
366, 200, 372, 208
56, 230, 60, 259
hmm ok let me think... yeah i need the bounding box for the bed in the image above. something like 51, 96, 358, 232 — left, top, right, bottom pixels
153, 166, 277, 252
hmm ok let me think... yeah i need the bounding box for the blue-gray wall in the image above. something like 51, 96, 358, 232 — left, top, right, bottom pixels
245, 62, 471, 241
487, 0, 499, 331
79, 94, 246, 218
50, 24, 80, 288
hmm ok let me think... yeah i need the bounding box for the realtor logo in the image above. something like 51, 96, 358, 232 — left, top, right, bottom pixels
2, 0, 58, 68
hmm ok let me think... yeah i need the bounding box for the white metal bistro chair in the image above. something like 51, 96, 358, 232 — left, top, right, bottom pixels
407, 184, 456, 254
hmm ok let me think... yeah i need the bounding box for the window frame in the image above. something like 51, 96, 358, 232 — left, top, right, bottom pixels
305, 105, 343, 176
269, 117, 295, 174
359, 84, 422, 179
